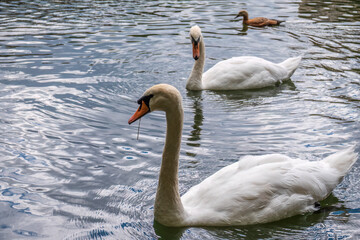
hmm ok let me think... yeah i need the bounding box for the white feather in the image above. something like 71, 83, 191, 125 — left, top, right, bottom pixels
181, 150, 357, 226
202, 56, 301, 90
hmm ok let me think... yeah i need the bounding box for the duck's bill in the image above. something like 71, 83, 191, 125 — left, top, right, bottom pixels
128, 101, 150, 124
192, 43, 200, 60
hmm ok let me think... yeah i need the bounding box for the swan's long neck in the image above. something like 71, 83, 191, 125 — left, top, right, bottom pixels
186, 37, 205, 90
154, 104, 186, 225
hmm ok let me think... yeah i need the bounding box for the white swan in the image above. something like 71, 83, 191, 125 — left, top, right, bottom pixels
128, 84, 358, 227
186, 25, 302, 90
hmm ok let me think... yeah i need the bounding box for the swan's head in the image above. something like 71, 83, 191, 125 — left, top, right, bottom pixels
128, 84, 182, 124
235, 10, 248, 19
189, 25, 202, 61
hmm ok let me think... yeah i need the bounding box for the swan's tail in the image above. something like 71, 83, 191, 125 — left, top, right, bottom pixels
279, 56, 302, 79
323, 146, 358, 176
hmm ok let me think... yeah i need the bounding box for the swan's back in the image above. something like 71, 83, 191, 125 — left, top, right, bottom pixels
181, 147, 357, 226
202, 56, 301, 90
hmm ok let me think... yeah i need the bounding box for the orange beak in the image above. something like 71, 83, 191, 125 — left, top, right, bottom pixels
128, 101, 150, 124
192, 43, 200, 60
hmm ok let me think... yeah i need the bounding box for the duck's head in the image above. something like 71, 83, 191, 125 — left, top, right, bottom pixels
189, 25, 202, 61
128, 84, 182, 124
235, 10, 248, 19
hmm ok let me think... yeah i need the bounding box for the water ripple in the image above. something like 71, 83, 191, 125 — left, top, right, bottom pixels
1, 0, 360, 239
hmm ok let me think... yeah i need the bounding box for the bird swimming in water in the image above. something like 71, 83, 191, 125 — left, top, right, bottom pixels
235, 10, 284, 27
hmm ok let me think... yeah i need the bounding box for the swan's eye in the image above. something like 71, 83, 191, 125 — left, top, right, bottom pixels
191, 36, 200, 45
137, 94, 154, 108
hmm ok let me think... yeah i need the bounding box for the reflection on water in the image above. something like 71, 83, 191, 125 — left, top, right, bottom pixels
153, 221, 187, 240
186, 91, 204, 149
0, 0, 360, 239
299, 0, 360, 22
207, 81, 297, 109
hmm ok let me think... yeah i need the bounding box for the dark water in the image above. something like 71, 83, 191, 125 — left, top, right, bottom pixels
0, 0, 359, 239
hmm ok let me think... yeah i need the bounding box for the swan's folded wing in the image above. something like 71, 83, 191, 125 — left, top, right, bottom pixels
236, 154, 293, 171
202, 57, 288, 90
181, 157, 339, 225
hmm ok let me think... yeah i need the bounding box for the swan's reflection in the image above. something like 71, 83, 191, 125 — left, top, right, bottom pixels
186, 90, 204, 149
153, 221, 186, 240
207, 81, 296, 111
183, 82, 296, 155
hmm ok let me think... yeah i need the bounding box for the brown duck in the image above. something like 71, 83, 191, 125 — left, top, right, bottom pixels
235, 10, 284, 27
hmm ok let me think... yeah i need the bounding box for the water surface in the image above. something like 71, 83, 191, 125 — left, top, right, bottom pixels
0, 0, 360, 239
